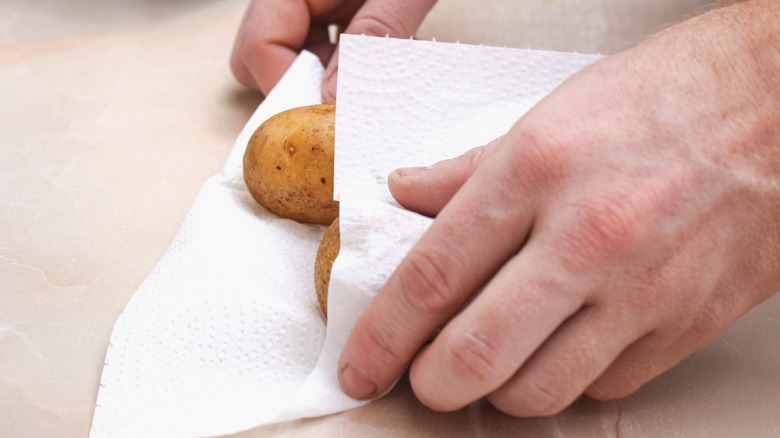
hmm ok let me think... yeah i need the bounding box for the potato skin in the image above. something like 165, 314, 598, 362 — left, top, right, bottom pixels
314, 218, 340, 318
243, 104, 339, 225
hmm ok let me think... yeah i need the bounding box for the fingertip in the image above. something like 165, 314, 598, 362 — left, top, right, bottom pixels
388, 158, 476, 218
339, 364, 378, 400
387, 166, 426, 193
387, 168, 402, 183
408, 344, 447, 411
388, 167, 435, 215
583, 381, 616, 401
393, 166, 429, 178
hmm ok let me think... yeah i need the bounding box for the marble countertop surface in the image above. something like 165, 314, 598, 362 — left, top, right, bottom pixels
2, 0, 777, 436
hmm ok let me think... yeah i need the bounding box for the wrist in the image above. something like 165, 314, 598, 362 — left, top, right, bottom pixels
658, 0, 780, 179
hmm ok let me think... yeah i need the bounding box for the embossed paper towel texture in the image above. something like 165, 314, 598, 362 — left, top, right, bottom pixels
91, 53, 331, 438
91, 35, 601, 437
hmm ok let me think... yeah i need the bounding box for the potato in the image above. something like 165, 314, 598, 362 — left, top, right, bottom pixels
314, 218, 340, 318
243, 104, 339, 225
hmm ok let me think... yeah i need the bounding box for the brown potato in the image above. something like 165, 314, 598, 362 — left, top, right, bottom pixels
314, 218, 340, 318
243, 104, 339, 225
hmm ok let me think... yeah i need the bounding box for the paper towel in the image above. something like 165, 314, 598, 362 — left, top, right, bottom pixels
91, 52, 332, 437
91, 36, 601, 437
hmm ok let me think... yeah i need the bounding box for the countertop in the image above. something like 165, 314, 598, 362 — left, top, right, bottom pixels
1, 0, 778, 436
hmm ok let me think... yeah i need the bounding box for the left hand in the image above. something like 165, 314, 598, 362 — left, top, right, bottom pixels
230, 0, 437, 102
337, 1, 780, 416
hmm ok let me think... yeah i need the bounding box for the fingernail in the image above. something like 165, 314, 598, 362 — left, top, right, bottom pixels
393, 166, 429, 178
340, 365, 377, 399
473, 146, 485, 161
325, 64, 337, 81
322, 68, 337, 103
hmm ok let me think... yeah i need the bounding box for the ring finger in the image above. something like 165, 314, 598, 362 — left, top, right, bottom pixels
487, 300, 650, 416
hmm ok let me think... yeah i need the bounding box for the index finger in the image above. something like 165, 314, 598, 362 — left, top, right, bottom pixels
338, 135, 540, 399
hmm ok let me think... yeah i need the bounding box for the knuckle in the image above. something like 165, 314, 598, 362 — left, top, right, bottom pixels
584, 380, 621, 401
578, 198, 642, 252
510, 122, 571, 186
229, 53, 247, 80
464, 146, 486, 175
555, 173, 681, 273
524, 381, 570, 416
444, 331, 502, 383
692, 288, 740, 336
229, 39, 259, 90
399, 250, 459, 315
229, 46, 241, 69
693, 304, 724, 337
586, 377, 641, 401
497, 380, 570, 417
360, 317, 406, 368
587, 360, 652, 401
557, 196, 646, 271
229, 39, 246, 69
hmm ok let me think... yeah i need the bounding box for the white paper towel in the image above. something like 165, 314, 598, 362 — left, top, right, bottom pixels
91, 36, 601, 437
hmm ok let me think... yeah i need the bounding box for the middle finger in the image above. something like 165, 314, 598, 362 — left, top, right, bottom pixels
408, 240, 587, 411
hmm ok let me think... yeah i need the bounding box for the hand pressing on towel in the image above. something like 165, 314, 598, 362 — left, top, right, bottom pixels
339, 0, 780, 416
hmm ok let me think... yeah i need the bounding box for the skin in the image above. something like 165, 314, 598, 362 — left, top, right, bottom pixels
230, 0, 437, 102
232, 0, 780, 416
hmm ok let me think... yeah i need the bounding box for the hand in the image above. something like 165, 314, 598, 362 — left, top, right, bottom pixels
230, 0, 437, 102
338, 1, 780, 416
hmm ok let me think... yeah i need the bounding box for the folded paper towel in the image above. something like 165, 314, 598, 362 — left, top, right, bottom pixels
91, 35, 601, 437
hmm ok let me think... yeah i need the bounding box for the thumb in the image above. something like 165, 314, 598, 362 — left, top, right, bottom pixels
389, 140, 499, 218
322, 0, 438, 102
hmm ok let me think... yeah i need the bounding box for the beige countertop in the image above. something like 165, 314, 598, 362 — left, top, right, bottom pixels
1, 0, 778, 436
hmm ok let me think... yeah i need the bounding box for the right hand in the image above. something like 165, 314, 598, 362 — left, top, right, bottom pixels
230, 0, 438, 102
337, 0, 780, 414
